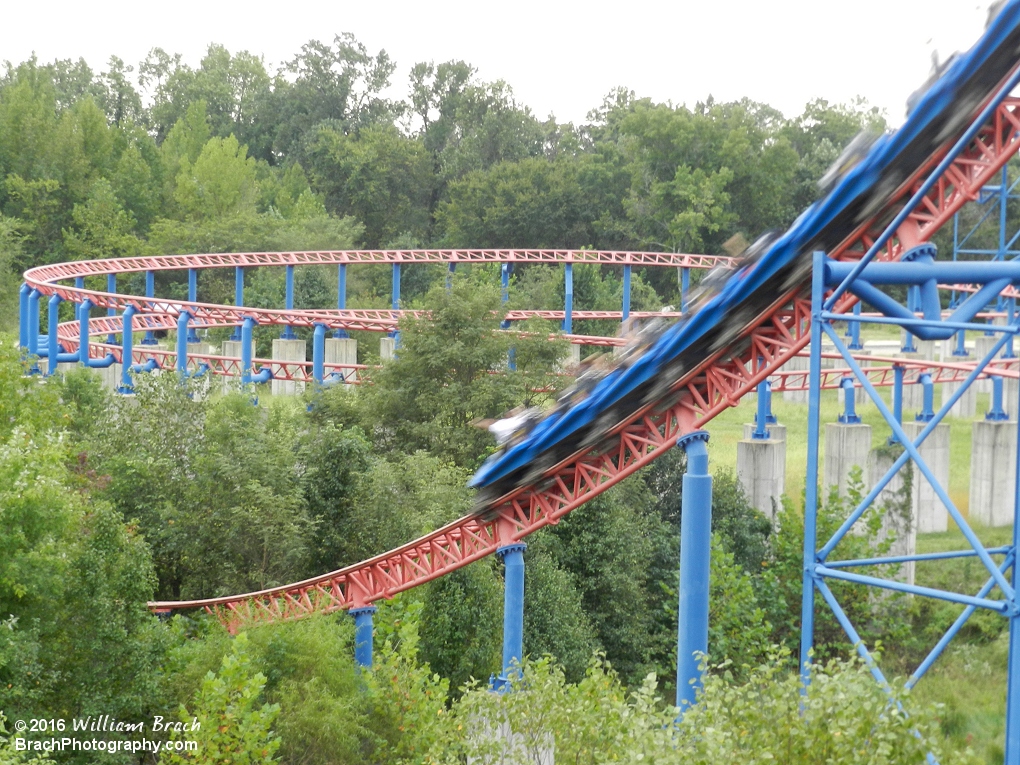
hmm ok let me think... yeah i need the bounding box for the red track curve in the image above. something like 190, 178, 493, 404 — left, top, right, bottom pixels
25, 96, 1020, 630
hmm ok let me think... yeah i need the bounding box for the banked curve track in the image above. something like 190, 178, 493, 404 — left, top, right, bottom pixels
36, 94, 1018, 631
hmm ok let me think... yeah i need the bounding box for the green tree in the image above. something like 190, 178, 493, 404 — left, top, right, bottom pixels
174, 134, 258, 220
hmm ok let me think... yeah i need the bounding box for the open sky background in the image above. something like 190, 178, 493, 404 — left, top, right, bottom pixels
1, 0, 999, 126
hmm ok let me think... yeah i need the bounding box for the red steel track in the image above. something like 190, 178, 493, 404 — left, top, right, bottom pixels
40, 93, 1014, 630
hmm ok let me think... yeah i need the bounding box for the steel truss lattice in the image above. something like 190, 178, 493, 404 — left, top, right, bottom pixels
801, 249, 1020, 761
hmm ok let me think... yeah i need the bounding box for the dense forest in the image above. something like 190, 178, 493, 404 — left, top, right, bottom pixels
0, 37, 998, 764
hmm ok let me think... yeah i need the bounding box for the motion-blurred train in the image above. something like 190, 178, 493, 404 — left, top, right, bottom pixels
469, 0, 1020, 506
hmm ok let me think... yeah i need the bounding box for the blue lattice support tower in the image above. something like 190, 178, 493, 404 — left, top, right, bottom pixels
350, 606, 377, 669
676, 431, 711, 712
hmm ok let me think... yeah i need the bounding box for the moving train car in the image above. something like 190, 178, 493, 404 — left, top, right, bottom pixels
469, 0, 1020, 505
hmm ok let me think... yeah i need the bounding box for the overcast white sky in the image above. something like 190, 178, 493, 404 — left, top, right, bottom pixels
1, 0, 998, 126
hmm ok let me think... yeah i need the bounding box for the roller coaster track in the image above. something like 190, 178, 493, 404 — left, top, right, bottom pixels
26, 90, 1020, 630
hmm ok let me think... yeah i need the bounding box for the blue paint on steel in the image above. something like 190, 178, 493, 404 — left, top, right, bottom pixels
815, 578, 895, 696
27, 289, 40, 364
19, 283, 30, 349
281, 265, 296, 339
501, 263, 512, 329
839, 377, 861, 424
847, 301, 863, 349
819, 325, 1015, 597
46, 294, 61, 375
954, 329, 969, 356
142, 271, 157, 344
74, 277, 84, 320
177, 312, 191, 377
818, 565, 1009, 611
240, 317, 271, 385
563, 263, 573, 334
312, 323, 325, 384
916, 373, 935, 421
119, 306, 136, 393
676, 430, 711, 712
989, 375, 1009, 421
908, 553, 1014, 688
799, 251, 826, 690
186, 269, 199, 343
680, 267, 690, 313
752, 379, 772, 439
828, 546, 1011, 569
391, 263, 401, 341
1006, 380, 1020, 763
334, 264, 349, 338
106, 273, 118, 344
447, 261, 456, 290
1007, 297, 1017, 359
351, 606, 377, 669
76, 300, 116, 369
622, 265, 631, 322
902, 287, 917, 353
231, 267, 245, 341
495, 542, 527, 692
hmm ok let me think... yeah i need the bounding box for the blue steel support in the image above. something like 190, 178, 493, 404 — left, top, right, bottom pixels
752, 379, 774, 439
106, 273, 117, 344
676, 430, 712, 712
141, 271, 156, 345
281, 265, 296, 339
799, 251, 826, 689
1007, 298, 1017, 359
74, 277, 84, 320
119, 307, 136, 393
312, 323, 326, 384
27, 289, 40, 367
334, 264, 348, 338
1003, 375, 1020, 762
351, 606, 377, 669
500, 263, 512, 329
622, 265, 632, 322
19, 283, 30, 349
46, 294, 61, 376
902, 286, 917, 352
447, 261, 456, 289
990, 376, 1009, 421
186, 270, 199, 342
563, 264, 573, 334
917, 373, 935, 421
231, 267, 244, 341
954, 328, 969, 357
74, 300, 114, 370
681, 267, 690, 313
240, 317, 272, 386
176, 312, 191, 377
839, 378, 861, 424
847, 302, 863, 350
391, 263, 401, 341
496, 542, 527, 691
890, 365, 905, 444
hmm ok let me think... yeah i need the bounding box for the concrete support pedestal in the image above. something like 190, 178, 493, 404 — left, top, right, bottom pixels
868, 447, 917, 585
325, 337, 358, 383
823, 423, 872, 499
98, 362, 123, 392
380, 336, 396, 361
1005, 377, 1020, 420
222, 340, 243, 390
940, 379, 976, 419
271, 339, 306, 395
970, 420, 1017, 527
902, 421, 951, 534
736, 436, 786, 521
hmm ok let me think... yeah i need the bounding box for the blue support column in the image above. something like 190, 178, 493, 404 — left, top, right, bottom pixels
106, 273, 118, 344
500, 263, 512, 329
1006, 298, 1017, 359
752, 379, 774, 439
19, 283, 30, 349
622, 265, 632, 323
1005, 371, 1020, 762
676, 430, 712, 712
186, 269, 199, 342
890, 365, 904, 444
46, 294, 61, 376
902, 286, 917, 352
954, 328, 969, 357
119, 307, 136, 393
495, 542, 527, 691
989, 376, 1009, 421
839, 377, 861, 424
563, 264, 573, 334
391, 263, 401, 341
74, 277, 84, 320
334, 264, 349, 338
847, 302, 863, 349
27, 289, 40, 368
176, 312, 191, 377
240, 317, 272, 386
799, 252, 826, 689
447, 261, 456, 289
917, 373, 935, 421
681, 267, 690, 313
78, 299, 91, 366
281, 265, 296, 339
351, 606, 377, 669
231, 267, 244, 341
312, 323, 325, 384
141, 271, 156, 345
